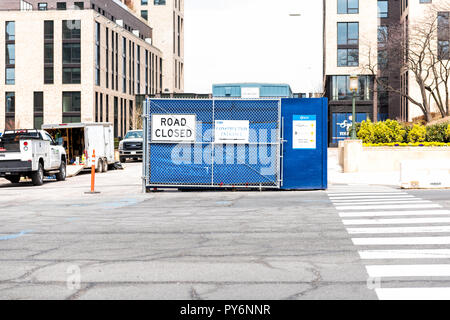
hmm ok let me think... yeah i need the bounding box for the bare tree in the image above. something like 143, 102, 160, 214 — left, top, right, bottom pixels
360, 2, 450, 122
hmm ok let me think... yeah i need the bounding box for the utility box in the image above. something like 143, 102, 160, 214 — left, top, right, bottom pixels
142, 98, 327, 191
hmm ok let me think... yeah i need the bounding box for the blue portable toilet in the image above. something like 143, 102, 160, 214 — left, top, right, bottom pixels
213, 83, 293, 98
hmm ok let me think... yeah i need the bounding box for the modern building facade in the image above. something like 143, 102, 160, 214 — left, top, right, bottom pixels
121, 0, 184, 93
323, 0, 401, 146
399, 0, 450, 121
324, 0, 450, 145
0, 0, 163, 137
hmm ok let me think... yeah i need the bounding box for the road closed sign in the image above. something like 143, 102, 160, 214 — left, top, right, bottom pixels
151, 114, 196, 142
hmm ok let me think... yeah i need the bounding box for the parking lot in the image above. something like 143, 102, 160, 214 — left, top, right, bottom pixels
0, 162, 379, 300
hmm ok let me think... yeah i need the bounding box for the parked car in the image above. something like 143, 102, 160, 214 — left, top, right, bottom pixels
119, 130, 144, 163
0, 129, 67, 186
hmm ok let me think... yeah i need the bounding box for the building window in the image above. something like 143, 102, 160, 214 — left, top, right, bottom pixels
62, 92, 81, 123
62, 20, 81, 40
44, 21, 54, 84
106, 94, 109, 122
114, 96, 118, 137
106, 27, 109, 89
57, 2, 67, 10
63, 67, 81, 84
438, 12, 450, 60
95, 92, 99, 122
100, 93, 103, 122
141, 10, 148, 21
5, 22, 15, 85
122, 37, 126, 94
337, 22, 359, 67
331, 75, 373, 101
338, 22, 359, 45
34, 92, 44, 129
95, 22, 101, 86
378, 0, 388, 18
154, 0, 166, 5
137, 45, 141, 94
62, 43, 81, 64
338, 0, 358, 14
74, 2, 84, 9
63, 20, 81, 84
38, 3, 48, 10
44, 67, 54, 84
141, 0, 148, 4
129, 100, 133, 130
5, 92, 15, 130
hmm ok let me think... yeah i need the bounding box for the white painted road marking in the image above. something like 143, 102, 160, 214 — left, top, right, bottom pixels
328, 193, 407, 197
330, 195, 415, 200
331, 197, 418, 203
348, 226, 450, 234
335, 200, 431, 206
352, 236, 450, 246
343, 217, 450, 226
336, 204, 441, 211
359, 249, 450, 259
366, 265, 450, 278
340, 210, 450, 218
376, 288, 450, 300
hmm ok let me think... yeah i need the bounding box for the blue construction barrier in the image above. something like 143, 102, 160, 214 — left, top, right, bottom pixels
143, 98, 327, 191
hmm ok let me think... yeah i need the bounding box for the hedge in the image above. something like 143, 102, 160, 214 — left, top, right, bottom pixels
357, 120, 450, 144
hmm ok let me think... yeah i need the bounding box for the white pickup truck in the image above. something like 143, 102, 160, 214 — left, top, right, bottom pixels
0, 129, 67, 186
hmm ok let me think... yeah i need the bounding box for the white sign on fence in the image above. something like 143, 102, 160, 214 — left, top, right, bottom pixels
214, 120, 250, 144
293, 115, 317, 149
151, 114, 196, 142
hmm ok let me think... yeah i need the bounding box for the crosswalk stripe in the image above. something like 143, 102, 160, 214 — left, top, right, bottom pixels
343, 217, 450, 226
335, 200, 431, 206
340, 210, 450, 218
327, 192, 407, 196
330, 197, 416, 203
375, 288, 450, 300
347, 226, 450, 234
330, 195, 415, 200
366, 265, 450, 277
359, 249, 450, 259
336, 204, 441, 211
352, 236, 450, 245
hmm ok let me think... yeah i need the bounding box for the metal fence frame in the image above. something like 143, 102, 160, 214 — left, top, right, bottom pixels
142, 98, 283, 191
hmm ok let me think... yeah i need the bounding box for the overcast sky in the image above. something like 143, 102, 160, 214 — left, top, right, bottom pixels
184, 0, 323, 94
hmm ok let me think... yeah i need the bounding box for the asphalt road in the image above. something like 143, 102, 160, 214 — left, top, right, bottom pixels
0, 163, 449, 300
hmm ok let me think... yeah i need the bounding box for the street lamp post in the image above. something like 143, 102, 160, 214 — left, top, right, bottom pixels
349, 75, 359, 140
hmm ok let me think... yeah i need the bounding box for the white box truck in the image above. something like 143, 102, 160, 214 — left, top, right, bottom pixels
42, 123, 115, 177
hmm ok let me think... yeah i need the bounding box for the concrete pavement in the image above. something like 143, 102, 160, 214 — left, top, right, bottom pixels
0, 162, 376, 300
0, 158, 449, 300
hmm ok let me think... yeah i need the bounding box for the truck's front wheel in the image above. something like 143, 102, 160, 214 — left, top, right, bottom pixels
56, 161, 66, 181
31, 163, 44, 186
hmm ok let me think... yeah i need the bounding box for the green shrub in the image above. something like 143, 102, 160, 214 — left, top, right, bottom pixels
407, 124, 427, 143
357, 119, 405, 144
426, 123, 449, 143
447, 124, 450, 141
357, 120, 375, 143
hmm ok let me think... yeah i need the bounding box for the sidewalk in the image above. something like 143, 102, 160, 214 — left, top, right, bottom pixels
327, 148, 401, 188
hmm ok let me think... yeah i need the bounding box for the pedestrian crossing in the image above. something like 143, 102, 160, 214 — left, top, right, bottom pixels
329, 186, 450, 300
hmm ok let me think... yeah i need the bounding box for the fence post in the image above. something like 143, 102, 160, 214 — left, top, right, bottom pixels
142, 98, 149, 193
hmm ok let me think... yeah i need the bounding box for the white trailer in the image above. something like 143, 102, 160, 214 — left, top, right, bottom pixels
42, 123, 114, 177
